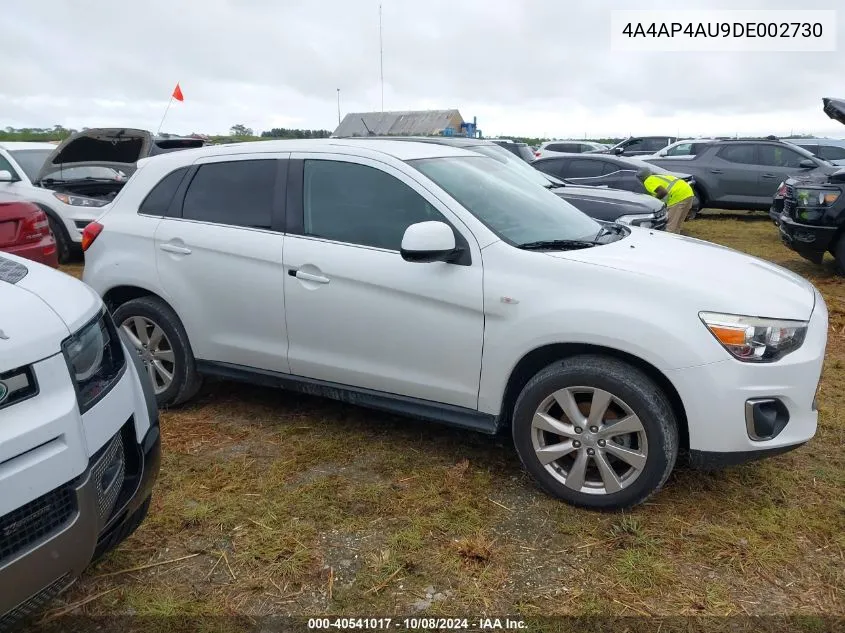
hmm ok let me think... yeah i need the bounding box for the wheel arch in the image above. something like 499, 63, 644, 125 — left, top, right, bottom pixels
103, 284, 163, 313
498, 343, 689, 452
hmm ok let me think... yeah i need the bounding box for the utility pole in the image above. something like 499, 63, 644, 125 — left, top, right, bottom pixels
379, 3, 384, 112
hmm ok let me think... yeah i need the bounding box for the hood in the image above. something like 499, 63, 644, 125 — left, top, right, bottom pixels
823, 97, 845, 127
544, 229, 816, 321
35, 128, 152, 183
553, 185, 663, 216
0, 254, 102, 371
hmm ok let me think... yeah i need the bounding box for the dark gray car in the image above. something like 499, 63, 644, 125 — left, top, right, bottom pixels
353, 136, 668, 229
645, 139, 831, 211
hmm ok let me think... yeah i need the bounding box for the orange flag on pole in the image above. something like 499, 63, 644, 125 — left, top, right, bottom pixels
172, 83, 184, 102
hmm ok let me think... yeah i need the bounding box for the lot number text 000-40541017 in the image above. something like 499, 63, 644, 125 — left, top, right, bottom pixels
610, 9, 837, 52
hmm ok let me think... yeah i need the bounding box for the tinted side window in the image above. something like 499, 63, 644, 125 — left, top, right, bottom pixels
819, 145, 845, 161
758, 145, 806, 168
547, 143, 577, 153
566, 159, 608, 178
642, 138, 668, 151
182, 160, 276, 228
0, 154, 16, 177
303, 160, 441, 250
622, 139, 644, 151
139, 167, 189, 216
717, 144, 757, 164
533, 158, 567, 178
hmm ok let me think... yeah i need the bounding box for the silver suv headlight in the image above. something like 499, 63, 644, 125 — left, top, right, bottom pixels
61, 310, 126, 414
699, 312, 808, 362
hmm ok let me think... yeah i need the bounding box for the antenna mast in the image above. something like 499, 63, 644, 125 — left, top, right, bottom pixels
379, 3, 384, 112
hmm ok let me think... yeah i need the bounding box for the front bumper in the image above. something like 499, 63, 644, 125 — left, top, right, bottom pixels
777, 214, 838, 263
666, 292, 827, 466
0, 338, 161, 627
0, 421, 160, 625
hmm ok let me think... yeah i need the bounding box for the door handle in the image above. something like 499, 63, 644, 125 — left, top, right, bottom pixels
160, 243, 192, 255
709, 169, 723, 174
289, 268, 329, 284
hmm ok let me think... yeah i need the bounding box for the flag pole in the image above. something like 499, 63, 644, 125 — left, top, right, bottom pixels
156, 96, 174, 136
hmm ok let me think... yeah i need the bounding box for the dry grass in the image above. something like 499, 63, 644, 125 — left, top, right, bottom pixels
44, 213, 844, 622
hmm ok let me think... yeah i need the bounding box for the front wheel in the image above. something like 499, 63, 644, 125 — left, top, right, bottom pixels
47, 215, 73, 264
511, 355, 679, 510
834, 234, 845, 277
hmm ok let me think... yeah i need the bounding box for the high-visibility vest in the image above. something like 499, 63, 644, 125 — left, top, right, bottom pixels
643, 174, 694, 207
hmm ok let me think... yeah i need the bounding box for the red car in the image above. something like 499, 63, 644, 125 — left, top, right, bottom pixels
0, 194, 58, 267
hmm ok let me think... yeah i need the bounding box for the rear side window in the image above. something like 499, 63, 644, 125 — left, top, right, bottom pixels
547, 143, 578, 153
533, 158, 567, 178
139, 167, 189, 216
641, 138, 668, 151
182, 160, 276, 229
758, 145, 806, 168
717, 144, 757, 164
819, 145, 845, 161
566, 159, 610, 178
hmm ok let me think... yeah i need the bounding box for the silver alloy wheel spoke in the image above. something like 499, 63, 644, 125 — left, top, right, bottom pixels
152, 360, 173, 384
147, 361, 157, 388
153, 349, 175, 363
133, 317, 150, 345
587, 389, 613, 427
552, 388, 585, 426
604, 442, 648, 470
536, 440, 577, 465
593, 450, 623, 493
564, 451, 588, 490
532, 411, 579, 438
148, 326, 164, 350
121, 324, 143, 349
597, 414, 644, 438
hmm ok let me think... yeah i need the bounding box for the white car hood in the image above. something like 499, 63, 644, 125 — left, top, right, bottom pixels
546, 229, 816, 321
0, 255, 101, 372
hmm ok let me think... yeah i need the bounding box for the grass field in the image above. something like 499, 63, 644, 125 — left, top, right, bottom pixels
40, 213, 844, 626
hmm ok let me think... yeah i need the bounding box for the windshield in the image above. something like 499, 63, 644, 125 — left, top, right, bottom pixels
412, 156, 601, 245
469, 144, 563, 188
8, 149, 51, 181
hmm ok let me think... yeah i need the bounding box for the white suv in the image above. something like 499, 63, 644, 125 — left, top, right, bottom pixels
0, 253, 160, 627
82, 139, 827, 510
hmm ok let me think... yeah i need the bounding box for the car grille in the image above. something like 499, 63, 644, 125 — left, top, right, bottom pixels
0, 486, 76, 564
0, 572, 71, 631
91, 433, 126, 525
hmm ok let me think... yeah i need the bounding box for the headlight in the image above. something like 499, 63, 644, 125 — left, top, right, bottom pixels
61, 311, 125, 414
794, 188, 840, 207
699, 312, 808, 362
616, 213, 656, 227
53, 192, 109, 208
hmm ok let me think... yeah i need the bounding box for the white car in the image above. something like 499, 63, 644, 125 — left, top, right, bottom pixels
82, 139, 827, 510
0, 253, 160, 627
0, 131, 204, 263
642, 138, 718, 160
535, 140, 608, 160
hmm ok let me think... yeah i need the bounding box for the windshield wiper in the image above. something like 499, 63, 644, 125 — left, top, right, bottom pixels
516, 239, 597, 251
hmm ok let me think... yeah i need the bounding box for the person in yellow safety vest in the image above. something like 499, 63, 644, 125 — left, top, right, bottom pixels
636, 169, 695, 234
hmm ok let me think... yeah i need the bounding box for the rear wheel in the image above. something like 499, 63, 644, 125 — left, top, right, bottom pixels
834, 233, 845, 277
690, 187, 706, 220
511, 355, 679, 510
113, 296, 202, 407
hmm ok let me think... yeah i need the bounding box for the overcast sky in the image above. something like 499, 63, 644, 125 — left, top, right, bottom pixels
4, 0, 845, 139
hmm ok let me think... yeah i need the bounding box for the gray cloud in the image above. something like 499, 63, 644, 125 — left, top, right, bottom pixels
4, 0, 845, 137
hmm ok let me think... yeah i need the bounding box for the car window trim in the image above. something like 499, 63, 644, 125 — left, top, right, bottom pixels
138, 166, 191, 218
286, 153, 473, 266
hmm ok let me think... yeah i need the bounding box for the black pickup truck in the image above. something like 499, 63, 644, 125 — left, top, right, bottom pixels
776, 98, 845, 274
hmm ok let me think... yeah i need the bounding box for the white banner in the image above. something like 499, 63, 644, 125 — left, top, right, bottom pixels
610, 10, 837, 52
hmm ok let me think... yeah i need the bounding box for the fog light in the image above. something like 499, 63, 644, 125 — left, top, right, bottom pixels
745, 398, 790, 441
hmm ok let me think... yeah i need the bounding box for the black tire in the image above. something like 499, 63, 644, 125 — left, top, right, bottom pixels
112, 296, 202, 407
511, 355, 679, 511
690, 187, 706, 219
47, 215, 73, 264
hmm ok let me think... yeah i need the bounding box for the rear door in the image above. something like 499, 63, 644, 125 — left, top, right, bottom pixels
154, 154, 290, 373
709, 143, 761, 205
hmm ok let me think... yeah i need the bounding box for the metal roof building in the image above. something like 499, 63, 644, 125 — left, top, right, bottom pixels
333, 109, 464, 137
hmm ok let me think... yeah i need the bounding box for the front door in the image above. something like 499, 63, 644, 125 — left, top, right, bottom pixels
282, 154, 485, 409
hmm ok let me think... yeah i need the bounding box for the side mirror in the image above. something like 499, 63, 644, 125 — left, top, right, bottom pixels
799, 159, 816, 169
400, 221, 458, 263
613, 147, 625, 155
0, 170, 13, 182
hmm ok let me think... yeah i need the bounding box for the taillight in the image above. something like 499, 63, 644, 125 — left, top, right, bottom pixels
81, 222, 104, 251
776, 182, 787, 198
20, 210, 51, 243
534, 151, 540, 157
